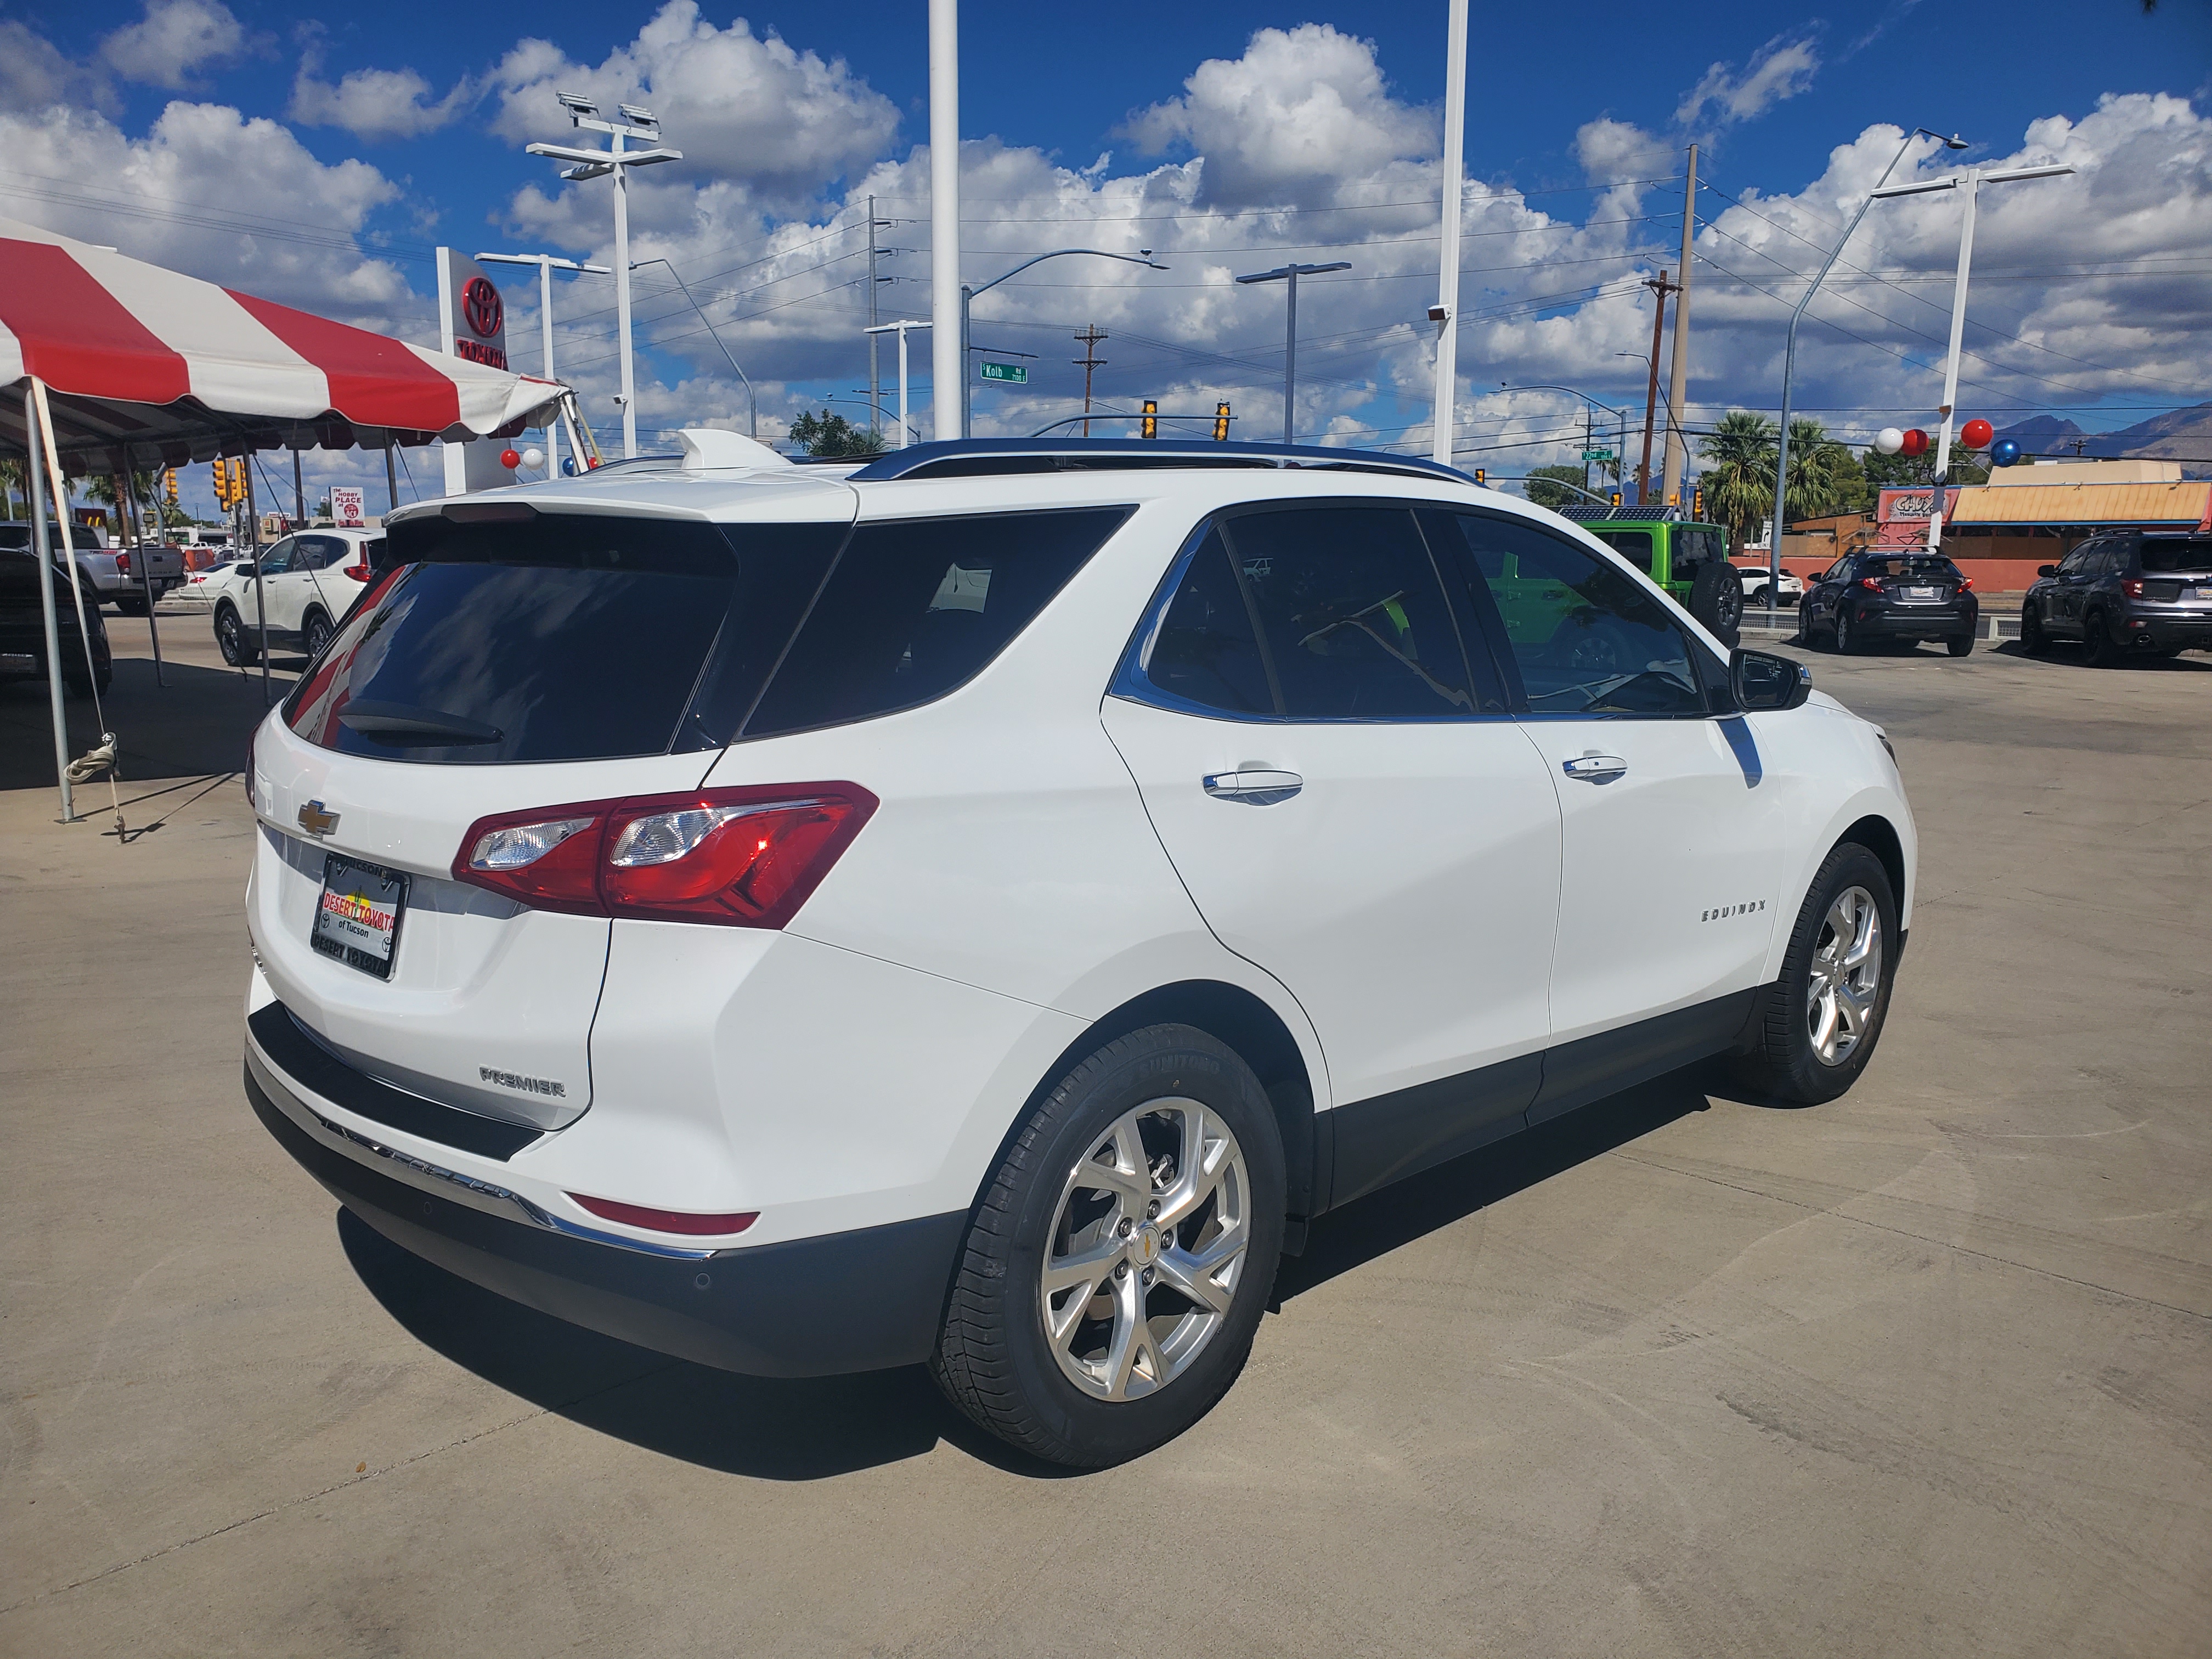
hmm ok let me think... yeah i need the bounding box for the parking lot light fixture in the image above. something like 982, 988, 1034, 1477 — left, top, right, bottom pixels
958, 250, 1169, 437
1866, 162, 2075, 552
525, 96, 682, 458
1237, 262, 1352, 444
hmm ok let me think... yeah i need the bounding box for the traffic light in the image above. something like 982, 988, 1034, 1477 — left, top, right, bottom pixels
1692, 485, 1705, 521
1213, 402, 1231, 442
1609, 490, 1622, 509
164, 469, 178, 507
1141, 399, 1158, 441
1472, 468, 1486, 486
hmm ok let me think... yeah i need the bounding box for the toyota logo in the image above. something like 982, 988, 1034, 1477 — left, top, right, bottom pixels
461, 275, 504, 339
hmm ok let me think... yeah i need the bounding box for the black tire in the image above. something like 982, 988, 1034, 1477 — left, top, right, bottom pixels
1946, 633, 1974, 657
215, 603, 258, 667
1797, 601, 1820, 649
1752, 584, 1773, 609
933, 1024, 1286, 1468
302, 610, 333, 663
2019, 601, 2049, 656
2081, 608, 2123, 668
115, 595, 148, 617
1689, 561, 1743, 646
1732, 842, 1900, 1106
1835, 608, 1859, 655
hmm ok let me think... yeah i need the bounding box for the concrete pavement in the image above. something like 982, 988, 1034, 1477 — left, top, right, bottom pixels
3, 620, 2206, 1656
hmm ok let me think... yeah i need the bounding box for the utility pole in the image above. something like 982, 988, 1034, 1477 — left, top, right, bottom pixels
1073, 325, 1108, 436
1660, 144, 1697, 506
866, 195, 885, 439
1636, 268, 1678, 504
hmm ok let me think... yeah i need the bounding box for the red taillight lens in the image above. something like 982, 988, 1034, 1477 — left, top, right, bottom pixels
1959, 575, 1974, 592
452, 783, 877, 928
342, 560, 370, 582
2121, 577, 2143, 599
116, 551, 132, 576
567, 1193, 758, 1235
1858, 577, 1884, 592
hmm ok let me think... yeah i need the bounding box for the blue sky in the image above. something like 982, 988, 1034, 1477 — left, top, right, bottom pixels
5, 0, 2209, 508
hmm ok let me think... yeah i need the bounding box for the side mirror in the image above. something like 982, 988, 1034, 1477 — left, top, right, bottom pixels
2036, 565, 2057, 578
1731, 647, 1811, 713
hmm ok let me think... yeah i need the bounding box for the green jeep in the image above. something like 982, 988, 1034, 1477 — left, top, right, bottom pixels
1557, 508, 1744, 646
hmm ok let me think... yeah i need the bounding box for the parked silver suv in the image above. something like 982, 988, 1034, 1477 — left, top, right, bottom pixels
2021, 533, 2212, 665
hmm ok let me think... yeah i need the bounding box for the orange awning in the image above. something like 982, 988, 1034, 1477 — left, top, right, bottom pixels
1946, 481, 2211, 527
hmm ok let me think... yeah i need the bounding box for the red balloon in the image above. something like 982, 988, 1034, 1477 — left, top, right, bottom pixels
1899, 427, 1929, 458
1960, 418, 1994, 450
499, 448, 522, 469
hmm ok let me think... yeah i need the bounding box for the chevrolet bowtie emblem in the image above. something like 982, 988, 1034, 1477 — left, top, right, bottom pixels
297, 800, 340, 838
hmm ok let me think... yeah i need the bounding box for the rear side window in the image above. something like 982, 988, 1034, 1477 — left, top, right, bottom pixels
285, 512, 844, 764
1592, 529, 1655, 574
742, 507, 1128, 738
2141, 539, 2212, 574
1139, 526, 1273, 714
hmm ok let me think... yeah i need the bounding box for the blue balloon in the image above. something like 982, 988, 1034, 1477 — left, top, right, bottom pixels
1989, 438, 2022, 467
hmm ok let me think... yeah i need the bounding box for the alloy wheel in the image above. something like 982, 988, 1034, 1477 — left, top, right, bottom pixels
1806, 885, 1882, 1067
1040, 1099, 1250, 1403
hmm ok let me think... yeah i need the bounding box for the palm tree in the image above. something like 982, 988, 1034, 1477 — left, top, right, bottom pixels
1784, 418, 1855, 523
1697, 411, 1777, 557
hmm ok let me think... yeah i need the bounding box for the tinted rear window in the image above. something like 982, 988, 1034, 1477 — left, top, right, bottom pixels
1592, 529, 1655, 573
285, 512, 844, 765
2141, 539, 2212, 574
741, 507, 1129, 738
1860, 556, 1963, 581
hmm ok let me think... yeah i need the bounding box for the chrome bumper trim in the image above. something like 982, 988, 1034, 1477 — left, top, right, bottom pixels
246, 1037, 719, 1261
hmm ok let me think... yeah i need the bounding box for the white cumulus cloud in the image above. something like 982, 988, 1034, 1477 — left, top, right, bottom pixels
290, 66, 472, 143
1675, 35, 1821, 130
98, 0, 250, 91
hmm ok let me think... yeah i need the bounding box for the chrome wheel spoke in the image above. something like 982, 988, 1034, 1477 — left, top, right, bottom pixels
1102, 1270, 1153, 1400
1156, 1228, 1244, 1315
1805, 884, 1883, 1068
1041, 1236, 1120, 1298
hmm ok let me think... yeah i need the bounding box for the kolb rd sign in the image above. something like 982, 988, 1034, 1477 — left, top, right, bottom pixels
979, 362, 1028, 383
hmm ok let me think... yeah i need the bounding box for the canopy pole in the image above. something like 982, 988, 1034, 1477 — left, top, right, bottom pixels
25, 386, 76, 822
245, 457, 269, 706
386, 440, 400, 515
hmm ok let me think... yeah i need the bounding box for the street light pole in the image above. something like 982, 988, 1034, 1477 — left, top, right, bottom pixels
1237, 261, 1352, 444
1867, 162, 2073, 553
959, 249, 1169, 437
630, 256, 759, 438
929, 0, 961, 442
526, 94, 682, 458
865, 319, 933, 448
477, 250, 612, 473
1769, 127, 1966, 595
1500, 381, 1626, 489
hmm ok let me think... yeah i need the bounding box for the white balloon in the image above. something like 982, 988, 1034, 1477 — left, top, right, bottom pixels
521, 447, 545, 470
1874, 427, 1905, 456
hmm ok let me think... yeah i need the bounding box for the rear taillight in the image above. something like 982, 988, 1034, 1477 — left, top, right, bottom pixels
116, 551, 132, 576
342, 558, 370, 582
2121, 578, 2143, 599
567, 1193, 758, 1235
1859, 577, 1884, 592
452, 783, 877, 928
1959, 575, 1974, 592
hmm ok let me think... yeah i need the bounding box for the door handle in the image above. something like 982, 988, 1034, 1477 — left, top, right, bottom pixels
1561, 754, 1627, 785
1203, 769, 1303, 803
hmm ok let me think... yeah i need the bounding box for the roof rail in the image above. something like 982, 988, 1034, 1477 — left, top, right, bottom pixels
844, 437, 1476, 487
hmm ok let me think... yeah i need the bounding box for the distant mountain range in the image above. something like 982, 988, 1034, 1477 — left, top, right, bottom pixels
1997, 402, 2212, 477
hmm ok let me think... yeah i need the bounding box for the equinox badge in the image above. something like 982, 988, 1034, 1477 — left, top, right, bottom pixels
298, 800, 340, 838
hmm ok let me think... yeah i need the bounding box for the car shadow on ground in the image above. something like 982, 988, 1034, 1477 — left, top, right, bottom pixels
0, 651, 301, 792
337, 1070, 1716, 1482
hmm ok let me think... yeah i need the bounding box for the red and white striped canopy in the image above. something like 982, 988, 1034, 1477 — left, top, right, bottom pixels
0, 216, 564, 472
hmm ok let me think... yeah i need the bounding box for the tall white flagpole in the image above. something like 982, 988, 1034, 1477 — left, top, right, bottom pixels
929, 0, 962, 443
1431, 0, 1468, 467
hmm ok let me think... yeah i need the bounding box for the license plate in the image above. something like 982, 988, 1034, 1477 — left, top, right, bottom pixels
2194, 586, 2212, 601
313, 854, 407, 979
1907, 586, 1937, 600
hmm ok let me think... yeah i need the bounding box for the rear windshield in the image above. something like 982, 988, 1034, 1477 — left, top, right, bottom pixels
284, 505, 1126, 764
2141, 539, 2212, 574
1860, 556, 1962, 581
1591, 529, 1654, 574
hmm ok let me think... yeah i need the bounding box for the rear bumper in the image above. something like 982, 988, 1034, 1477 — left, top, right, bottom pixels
2123, 614, 2212, 650
246, 1047, 967, 1378
1853, 606, 1974, 638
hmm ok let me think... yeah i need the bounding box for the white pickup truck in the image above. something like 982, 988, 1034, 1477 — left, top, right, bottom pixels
0, 522, 185, 613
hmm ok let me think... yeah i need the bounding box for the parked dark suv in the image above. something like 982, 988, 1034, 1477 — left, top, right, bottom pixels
2021, 533, 2212, 666
0, 529, 113, 696
1800, 549, 1978, 656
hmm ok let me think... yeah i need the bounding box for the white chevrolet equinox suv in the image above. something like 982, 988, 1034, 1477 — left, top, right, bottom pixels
243, 432, 1914, 1466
